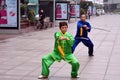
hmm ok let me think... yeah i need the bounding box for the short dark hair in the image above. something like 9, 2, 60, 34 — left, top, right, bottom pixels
80, 14, 87, 18
59, 22, 68, 28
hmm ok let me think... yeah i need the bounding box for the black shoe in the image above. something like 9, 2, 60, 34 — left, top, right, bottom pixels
89, 54, 94, 56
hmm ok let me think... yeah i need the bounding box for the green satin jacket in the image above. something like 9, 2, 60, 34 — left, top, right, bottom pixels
50, 31, 75, 62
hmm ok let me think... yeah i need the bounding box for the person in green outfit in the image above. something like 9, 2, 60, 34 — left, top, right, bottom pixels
38, 22, 80, 79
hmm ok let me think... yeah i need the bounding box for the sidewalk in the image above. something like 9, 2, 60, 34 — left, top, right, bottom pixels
0, 14, 120, 80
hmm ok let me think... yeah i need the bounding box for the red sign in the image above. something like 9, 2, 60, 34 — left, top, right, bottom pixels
81, 0, 85, 2
55, 2, 68, 20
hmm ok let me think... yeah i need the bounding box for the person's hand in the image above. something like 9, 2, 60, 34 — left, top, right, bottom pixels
59, 36, 65, 40
64, 37, 69, 40
83, 25, 89, 30
59, 36, 69, 40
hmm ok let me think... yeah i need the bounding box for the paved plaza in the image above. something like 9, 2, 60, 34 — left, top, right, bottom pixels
0, 14, 120, 80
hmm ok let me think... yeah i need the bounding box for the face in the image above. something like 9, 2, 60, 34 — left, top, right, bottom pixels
81, 14, 86, 21
60, 25, 68, 34
41, 10, 43, 13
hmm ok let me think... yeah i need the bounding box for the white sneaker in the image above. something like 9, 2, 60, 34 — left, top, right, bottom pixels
77, 75, 80, 78
38, 75, 48, 79
72, 75, 80, 78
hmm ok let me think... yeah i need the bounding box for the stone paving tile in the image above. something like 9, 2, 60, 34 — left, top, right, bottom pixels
5, 69, 32, 76
27, 66, 41, 77
49, 76, 74, 80
80, 73, 104, 80
82, 65, 106, 74
106, 66, 120, 75
104, 75, 120, 80
0, 65, 15, 70
21, 76, 38, 80
0, 69, 9, 75
2, 61, 25, 66
0, 75, 23, 80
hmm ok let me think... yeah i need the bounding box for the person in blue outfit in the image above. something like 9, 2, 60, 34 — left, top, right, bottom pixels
72, 14, 94, 56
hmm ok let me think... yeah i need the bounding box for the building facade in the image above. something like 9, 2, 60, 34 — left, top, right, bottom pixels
104, 0, 120, 12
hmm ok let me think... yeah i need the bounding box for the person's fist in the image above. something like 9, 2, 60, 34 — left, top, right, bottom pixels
59, 36, 69, 40
83, 25, 89, 30
59, 36, 65, 40
83, 25, 87, 27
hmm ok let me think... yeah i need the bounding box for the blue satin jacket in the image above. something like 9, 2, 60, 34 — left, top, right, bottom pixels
75, 20, 92, 38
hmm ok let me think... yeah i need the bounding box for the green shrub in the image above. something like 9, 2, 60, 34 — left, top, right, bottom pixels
28, 10, 35, 22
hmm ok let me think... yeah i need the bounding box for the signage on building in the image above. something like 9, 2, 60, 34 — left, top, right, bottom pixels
55, 2, 68, 20
70, 4, 80, 18
0, 0, 19, 29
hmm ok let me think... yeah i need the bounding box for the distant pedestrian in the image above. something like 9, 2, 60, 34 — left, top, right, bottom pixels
72, 14, 94, 56
87, 9, 91, 20
39, 9, 45, 29
35, 14, 41, 30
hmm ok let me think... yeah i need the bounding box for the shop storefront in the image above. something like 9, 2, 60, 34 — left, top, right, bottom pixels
20, 0, 39, 28
20, 0, 39, 19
